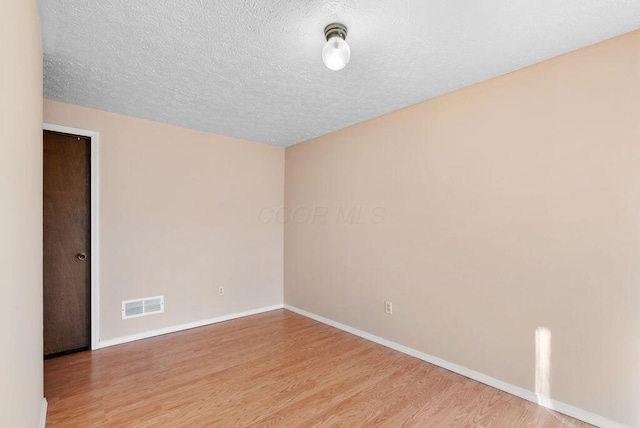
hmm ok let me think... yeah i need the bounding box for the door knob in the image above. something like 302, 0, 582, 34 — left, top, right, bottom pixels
76, 252, 87, 261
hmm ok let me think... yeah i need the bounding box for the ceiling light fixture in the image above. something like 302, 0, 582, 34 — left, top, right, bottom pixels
322, 23, 350, 71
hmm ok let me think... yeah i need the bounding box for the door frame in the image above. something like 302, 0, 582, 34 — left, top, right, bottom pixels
43, 123, 100, 350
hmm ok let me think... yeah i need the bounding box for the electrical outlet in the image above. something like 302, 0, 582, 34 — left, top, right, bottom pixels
385, 301, 393, 314
218, 286, 224, 296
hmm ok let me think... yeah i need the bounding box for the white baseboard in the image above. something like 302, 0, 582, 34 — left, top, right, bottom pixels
99, 304, 284, 348
284, 304, 627, 428
39, 397, 47, 428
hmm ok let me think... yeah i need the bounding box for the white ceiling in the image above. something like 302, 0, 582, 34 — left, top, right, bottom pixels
40, 0, 640, 147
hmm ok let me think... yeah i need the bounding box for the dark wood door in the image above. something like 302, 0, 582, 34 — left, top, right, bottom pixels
43, 130, 91, 357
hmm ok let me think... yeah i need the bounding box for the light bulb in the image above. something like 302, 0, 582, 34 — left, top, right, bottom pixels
322, 36, 350, 70
322, 24, 351, 71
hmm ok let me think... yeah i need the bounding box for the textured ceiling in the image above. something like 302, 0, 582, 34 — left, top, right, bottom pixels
40, 0, 640, 147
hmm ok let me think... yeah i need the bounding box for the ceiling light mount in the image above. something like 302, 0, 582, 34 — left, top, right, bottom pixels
322, 23, 351, 71
324, 23, 348, 42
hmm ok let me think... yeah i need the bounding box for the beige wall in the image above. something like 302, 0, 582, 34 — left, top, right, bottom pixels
0, 0, 44, 426
285, 30, 640, 426
44, 100, 284, 341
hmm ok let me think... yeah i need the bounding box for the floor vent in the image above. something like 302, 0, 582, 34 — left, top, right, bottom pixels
122, 296, 164, 319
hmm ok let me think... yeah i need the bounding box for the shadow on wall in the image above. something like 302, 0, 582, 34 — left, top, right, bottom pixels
259, 205, 386, 225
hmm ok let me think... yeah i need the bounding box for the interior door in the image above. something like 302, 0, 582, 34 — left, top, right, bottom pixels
43, 130, 91, 357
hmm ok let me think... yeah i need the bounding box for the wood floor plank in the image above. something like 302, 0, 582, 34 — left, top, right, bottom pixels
44, 309, 592, 427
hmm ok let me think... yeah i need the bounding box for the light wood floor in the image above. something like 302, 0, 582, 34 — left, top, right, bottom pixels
45, 309, 591, 427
